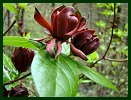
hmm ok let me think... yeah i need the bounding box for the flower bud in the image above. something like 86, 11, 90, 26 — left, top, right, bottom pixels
9, 85, 29, 97
70, 29, 100, 60
18, 20, 23, 27
3, 86, 9, 97
12, 47, 34, 72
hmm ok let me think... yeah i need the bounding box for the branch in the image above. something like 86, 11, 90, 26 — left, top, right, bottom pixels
104, 57, 128, 62
102, 3, 116, 58
3, 72, 31, 86
92, 3, 116, 66
3, 20, 16, 36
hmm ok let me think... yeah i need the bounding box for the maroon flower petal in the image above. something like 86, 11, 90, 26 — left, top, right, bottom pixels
82, 38, 100, 55
66, 16, 78, 33
51, 11, 59, 37
72, 28, 88, 39
51, 5, 66, 37
72, 29, 95, 45
55, 41, 62, 58
57, 6, 75, 38
51, 5, 65, 24
65, 17, 86, 36
46, 38, 56, 57
34, 7, 53, 34
88, 38, 100, 54
72, 10, 81, 21
61, 16, 78, 41
75, 38, 88, 49
70, 43, 87, 60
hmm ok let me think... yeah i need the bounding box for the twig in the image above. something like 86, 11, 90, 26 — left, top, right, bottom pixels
104, 57, 128, 62
3, 72, 31, 86
3, 20, 16, 36
92, 3, 116, 67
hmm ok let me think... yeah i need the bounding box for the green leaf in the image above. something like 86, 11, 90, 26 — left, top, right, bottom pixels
3, 53, 18, 80
87, 51, 99, 63
96, 20, 106, 28
3, 67, 11, 83
31, 50, 79, 97
3, 3, 18, 14
79, 79, 93, 84
61, 42, 70, 55
125, 24, 128, 29
114, 29, 125, 38
19, 3, 27, 9
100, 10, 114, 16
3, 36, 38, 49
77, 62, 120, 94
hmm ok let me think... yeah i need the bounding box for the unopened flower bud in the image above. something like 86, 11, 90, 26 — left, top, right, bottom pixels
12, 47, 34, 72
18, 20, 23, 27
3, 86, 9, 97
9, 85, 29, 97
70, 29, 100, 60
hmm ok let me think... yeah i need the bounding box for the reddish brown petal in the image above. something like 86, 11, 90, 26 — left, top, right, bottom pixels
72, 28, 88, 39
77, 17, 87, 31
70, 43, 87, 60
75, 38, 88, 49
65, 17, 86, 36
51, 5, 65, 24
72, 29, 95, 45
51, 5, 66, 37
61, 16, 78, 41
72, 10, 81, 21
82, 38, 100, 55
51, 11, 59, 37
66, 16, 78, 33
34, 7, 53, 34
89, 39, 100, 54
57, 6, 75, 38
55, 41, 62, 58
46, 38, 56, 57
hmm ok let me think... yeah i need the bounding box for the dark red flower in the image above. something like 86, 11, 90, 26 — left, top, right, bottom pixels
70, 29, 100, 60
18, 20, 23, 27
34, 6, 86, 58
3, 86, 9, 97
9, 84, 29, 97
12, 47, 34, 72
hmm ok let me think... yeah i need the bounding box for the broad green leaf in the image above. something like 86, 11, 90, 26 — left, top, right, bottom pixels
77, 62, 120, 94
31, 50, 79, 97
3, 36, 38, 49
19, 3, 27, 9
3, 3, 18, 14
3, 53, 18, 80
